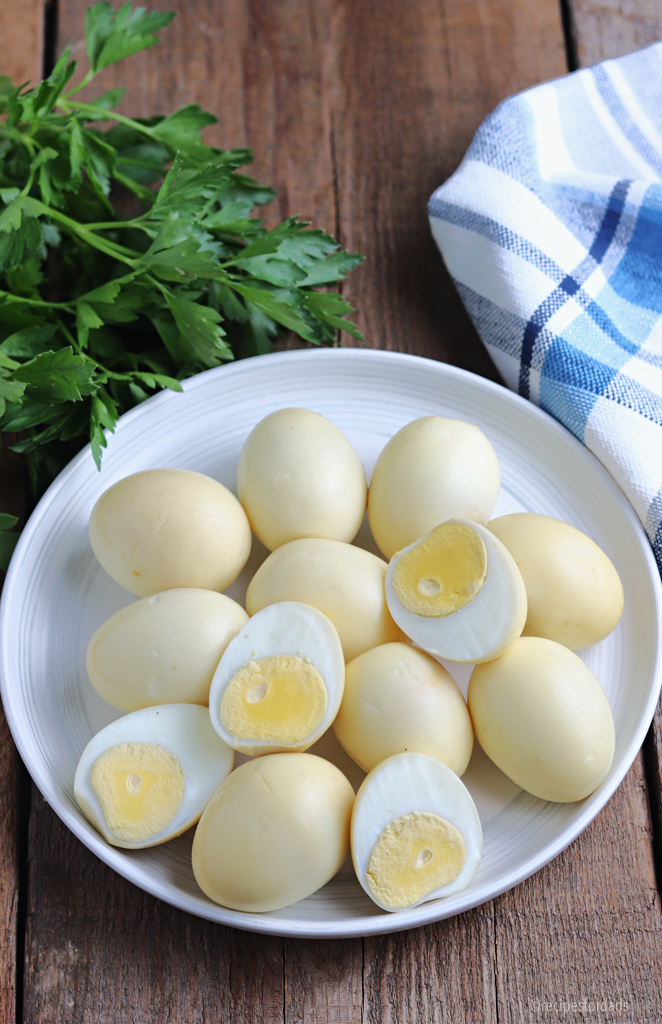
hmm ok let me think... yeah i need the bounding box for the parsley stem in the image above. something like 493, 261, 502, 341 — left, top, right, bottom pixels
81, 219, 141, 230
62, 100, 159, 140
0, 290, 74, 312
20, 168, 37, 198
56, 317, 82, 354
43, 208, 139, 266
62, 68, 98, 100
113, 156, 164, 171
1, 127, 37, 157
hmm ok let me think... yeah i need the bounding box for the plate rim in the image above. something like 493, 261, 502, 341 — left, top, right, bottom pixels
2, 346, 661, 939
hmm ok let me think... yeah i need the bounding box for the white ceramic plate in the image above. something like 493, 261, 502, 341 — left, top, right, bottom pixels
1, 348, 661, 939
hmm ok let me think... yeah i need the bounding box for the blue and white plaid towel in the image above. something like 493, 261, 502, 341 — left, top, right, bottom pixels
429, 44, 662, 573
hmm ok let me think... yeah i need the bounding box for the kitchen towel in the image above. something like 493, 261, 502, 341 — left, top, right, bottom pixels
429, 43, 662, 572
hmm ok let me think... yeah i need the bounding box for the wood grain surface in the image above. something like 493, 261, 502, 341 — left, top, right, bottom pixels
2, 1, 662, 1022
0, 710, 19, 1024
0, 0, 46, 89
569, 0, 662, 66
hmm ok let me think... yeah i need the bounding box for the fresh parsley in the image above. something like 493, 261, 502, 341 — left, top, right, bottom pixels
0, 2, 364, 568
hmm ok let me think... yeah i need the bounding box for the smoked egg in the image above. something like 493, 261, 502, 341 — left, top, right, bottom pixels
246, 538, 402, 662
468, 637, 615, 802
385, 519, 527, 663
237, 408, 367, 550
351, 753, 482, 912
86, 589, 248, 711
368, 416, 501, 559
333, 643, 473, 775
89, 468, 252, 596
74, 704, 234, 848
208, 602, 345, 756
192, 753, 354, 912
487, 513, 624, 649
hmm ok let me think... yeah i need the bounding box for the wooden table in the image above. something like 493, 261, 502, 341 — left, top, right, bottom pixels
2, 1, 662, 1021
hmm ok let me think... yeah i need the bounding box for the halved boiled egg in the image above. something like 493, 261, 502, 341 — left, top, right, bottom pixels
208, 601, 345, 756
351, 752, 482, 911
74, 704, 234, 849
385, 519, 527, 663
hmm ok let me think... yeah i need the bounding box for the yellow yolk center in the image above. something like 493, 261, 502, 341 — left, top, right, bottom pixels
90, 742, 185, 843
366, 810, 466, 909
220, 654, 327, 743
392, 522, 487, 616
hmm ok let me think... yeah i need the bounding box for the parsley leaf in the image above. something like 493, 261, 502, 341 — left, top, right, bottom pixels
10, 348, 98, 402
85, 2, 175, 74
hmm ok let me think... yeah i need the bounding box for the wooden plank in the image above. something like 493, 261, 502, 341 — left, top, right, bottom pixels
0, 440, 37, 1024
568, 0, 662, 66
332, 0, 567, 368
283, 939, 363, 1024
363, 905, 497, 1023
0, 0, 45, 88
494, 753, 662, 1023
0, 709, 20, 1024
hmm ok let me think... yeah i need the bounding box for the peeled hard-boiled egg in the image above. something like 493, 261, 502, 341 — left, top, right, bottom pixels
368, 416, 501, 559
487, 513, 624, 650
192, 753, 355, 912
86, 589, 248, 711
351, 753, 482, 912
468, 637, 615, 802
333, 643, 473, 775
74, 704, 234, 849
89, 468, 252, 596
385, 519, 527, 663
246, 538, 402, 662
237, 408, 367, 551
208, 601, 345, 756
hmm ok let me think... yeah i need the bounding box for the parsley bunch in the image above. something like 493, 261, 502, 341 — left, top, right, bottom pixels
0, 2, 363, 566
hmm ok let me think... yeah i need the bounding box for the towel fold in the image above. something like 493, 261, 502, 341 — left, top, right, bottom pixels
429, 43, 662, 571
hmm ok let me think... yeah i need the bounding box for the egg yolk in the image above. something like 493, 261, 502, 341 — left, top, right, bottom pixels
220, 655, 327, 743
392, 522, 487, 617
366, 810, 466, 909
90, 742, 185, 843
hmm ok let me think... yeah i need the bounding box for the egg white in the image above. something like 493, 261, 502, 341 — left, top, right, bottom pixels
385, 519, 527, 663
351, 752, 483, 911
208, 601, 345, 755
74, 704, 234, 849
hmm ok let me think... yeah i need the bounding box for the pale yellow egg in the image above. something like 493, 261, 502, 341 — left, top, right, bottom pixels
237, 408, 367, 551
86, 589, 248, 711
89, 468, 251, 596
468, 637, 615, 802
487, 513, 624, 650
368, 416, 501, 559
192, 753, 354, 912
333, 643, 473, 775
246, 537, 402, 662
